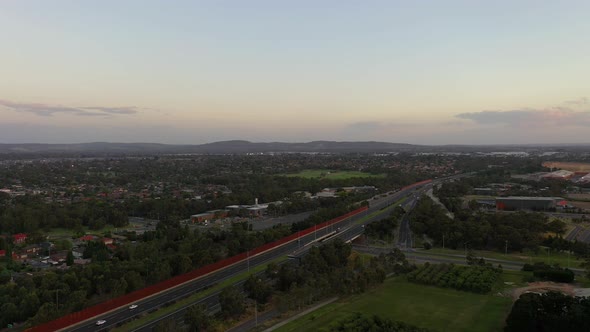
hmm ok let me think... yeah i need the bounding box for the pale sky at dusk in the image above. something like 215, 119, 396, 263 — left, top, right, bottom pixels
1, 1, 589, 145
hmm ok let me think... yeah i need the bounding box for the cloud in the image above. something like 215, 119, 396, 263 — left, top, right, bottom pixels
0, 99, 139, 117
565, 97, 589, 106
456, 103, 590, 127
82, 106, 138, 115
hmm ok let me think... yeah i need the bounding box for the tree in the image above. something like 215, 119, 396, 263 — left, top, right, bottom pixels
219, 286, 245, 319
244, 275, 272, 304
66, 250, 74, 266
154, 317, 179, 332
184, 304, 211, 331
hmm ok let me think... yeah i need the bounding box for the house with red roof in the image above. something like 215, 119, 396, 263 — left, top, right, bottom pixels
13, 233, 27, 244
79, 235, 97, 242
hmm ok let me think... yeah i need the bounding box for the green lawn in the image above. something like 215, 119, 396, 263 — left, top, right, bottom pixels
275, 277, 513, 332
46, 224, 121, 239
283, 169, 385, 179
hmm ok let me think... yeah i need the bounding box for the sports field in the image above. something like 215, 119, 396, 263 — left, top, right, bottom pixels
283, 169, 385, 179
275, 277, 512, 332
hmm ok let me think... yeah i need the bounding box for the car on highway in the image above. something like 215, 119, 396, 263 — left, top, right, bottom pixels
95, 320, 106, 326
129, 304, 138, 310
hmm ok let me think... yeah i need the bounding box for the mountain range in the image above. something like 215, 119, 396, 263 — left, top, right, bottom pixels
0, 140, 586, 155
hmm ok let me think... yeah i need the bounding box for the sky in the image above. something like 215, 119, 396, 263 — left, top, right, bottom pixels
1, 0, 589, 145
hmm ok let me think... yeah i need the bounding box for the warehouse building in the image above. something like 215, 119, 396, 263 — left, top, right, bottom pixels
495, 197, 564, 211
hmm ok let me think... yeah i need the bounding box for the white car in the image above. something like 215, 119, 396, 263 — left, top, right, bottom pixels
95, 320, 106, 326
129, 304, 138, 310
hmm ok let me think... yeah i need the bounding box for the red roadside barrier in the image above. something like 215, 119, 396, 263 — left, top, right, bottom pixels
27, 206, 371, 331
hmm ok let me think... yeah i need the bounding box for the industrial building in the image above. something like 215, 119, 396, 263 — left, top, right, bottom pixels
495, 196, 565, 211
190, 210, 228, 223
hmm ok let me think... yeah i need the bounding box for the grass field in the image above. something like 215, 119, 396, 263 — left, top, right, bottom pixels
46, 225, 120, 239
275, 277, 513, 332
283, 169, 385, 179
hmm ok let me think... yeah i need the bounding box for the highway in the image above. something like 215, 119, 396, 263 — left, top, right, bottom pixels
64, 181, 432, 332
354, 245, 586, 275
134, 177, 479, 331
397, 185, 431, 249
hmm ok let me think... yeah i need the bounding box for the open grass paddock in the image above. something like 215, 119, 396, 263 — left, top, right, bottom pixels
275, 277, 512, 332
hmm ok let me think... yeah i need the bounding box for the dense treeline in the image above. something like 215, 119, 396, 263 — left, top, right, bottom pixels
406, 263, 501, 294
330, 313, 430, 332
522, 262, 575, 283
0, 220, 292, 328
505, 292, 590, 332
0, 188, 368, 235
270, 242, 414, 313
0, 195, 128, 233
410, 196, 565, 253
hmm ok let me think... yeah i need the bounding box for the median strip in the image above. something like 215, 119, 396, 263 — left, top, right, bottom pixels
113, 255, 288, 332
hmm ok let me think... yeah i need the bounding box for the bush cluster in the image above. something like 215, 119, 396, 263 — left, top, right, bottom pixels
407, 263, 501, 293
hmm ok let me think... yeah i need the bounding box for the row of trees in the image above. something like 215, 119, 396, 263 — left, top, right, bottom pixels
522, 262, 575, 283
406, 263, 501, 294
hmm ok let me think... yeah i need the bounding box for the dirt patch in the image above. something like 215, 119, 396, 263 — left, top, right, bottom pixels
512, 282, 575, 300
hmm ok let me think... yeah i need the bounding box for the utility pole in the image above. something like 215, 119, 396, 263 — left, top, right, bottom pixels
442, 235, 445, 249
247, 250, 250, 273
505, 240, 508, 255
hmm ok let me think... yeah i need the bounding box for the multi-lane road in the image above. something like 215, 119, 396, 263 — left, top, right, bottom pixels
63, 180, 434, 332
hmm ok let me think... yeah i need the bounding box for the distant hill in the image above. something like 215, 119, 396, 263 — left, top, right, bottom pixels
0, 140, 587, 156
0, 141, 419, 155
